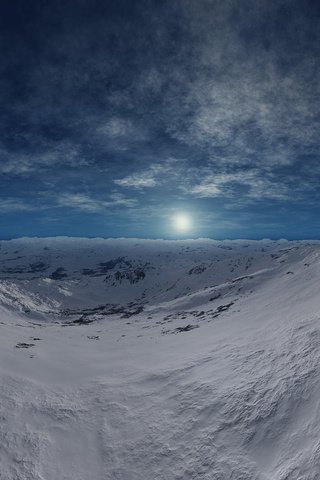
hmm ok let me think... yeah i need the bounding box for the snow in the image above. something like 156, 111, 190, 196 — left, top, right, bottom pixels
0, 237, 320, 478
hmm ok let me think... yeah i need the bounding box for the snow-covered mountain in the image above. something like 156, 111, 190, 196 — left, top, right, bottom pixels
1, 237, 320, 479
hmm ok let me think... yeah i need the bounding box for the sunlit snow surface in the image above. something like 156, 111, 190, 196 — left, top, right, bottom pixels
1, 237, 320, 479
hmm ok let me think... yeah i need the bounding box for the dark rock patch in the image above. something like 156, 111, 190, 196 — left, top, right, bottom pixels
29, 262, 48, 273
174, 324, 199, 333
16, 343, 35, 349
50, 267, 68, 280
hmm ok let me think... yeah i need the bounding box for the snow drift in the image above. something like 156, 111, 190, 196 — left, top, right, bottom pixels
0, 237, 320, 479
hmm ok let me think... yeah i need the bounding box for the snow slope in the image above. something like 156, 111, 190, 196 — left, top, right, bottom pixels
1, 237, 320, 479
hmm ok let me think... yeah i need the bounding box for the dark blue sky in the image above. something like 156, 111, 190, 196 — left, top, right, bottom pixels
1, 0, 320, 239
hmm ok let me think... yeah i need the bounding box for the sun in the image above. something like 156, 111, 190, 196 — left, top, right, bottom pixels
173, 213, 192, 231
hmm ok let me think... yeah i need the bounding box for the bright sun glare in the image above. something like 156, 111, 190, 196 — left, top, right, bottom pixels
173, 213, 192, 231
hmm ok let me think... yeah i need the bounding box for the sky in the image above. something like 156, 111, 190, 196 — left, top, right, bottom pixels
0, 0, 319, 239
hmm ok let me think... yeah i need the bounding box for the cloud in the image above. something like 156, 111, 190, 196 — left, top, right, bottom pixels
57, 193, 137, 212
108, 192, 139, 207
113, 159, 307, 206
0, 141, 90, 176
57, 194, 101, 212
1, 0, 319, 235
96, 118, 146, 141
114, 172, 157, 188
0, 198, 38, 213
148, 1, 320, 174
190, 182, 221, 198
189, 170, 290, 201
114, 159, 187, 190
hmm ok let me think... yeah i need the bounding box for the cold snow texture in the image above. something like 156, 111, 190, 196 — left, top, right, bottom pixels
1, 237, 320, 479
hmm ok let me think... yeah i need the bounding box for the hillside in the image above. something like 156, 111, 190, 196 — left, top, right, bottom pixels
0, 237, 320, 479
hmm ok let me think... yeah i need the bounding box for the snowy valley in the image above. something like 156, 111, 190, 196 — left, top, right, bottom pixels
1, 237, 320, 479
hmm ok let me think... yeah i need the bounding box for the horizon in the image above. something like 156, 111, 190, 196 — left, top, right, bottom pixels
1, 234, 320, 242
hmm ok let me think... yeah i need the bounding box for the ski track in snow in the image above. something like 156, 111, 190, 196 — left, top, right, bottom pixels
1, 238, 320, 479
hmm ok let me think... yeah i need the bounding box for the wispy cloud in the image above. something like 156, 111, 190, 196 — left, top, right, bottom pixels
114, 160, 180, 189
57, 193, 137, 212
1, 0, 319, 236
0, 198, 38, 213
97, 118, 146, 141
189, 171, 290, 201
114, 172, 157, 188
109, 192, 138, 207
114, 161, 298, 205
190, 181, 221, 198
0, 141, 90, 176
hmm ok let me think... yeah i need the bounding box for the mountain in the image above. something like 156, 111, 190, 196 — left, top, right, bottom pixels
0, 237, 320, 479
